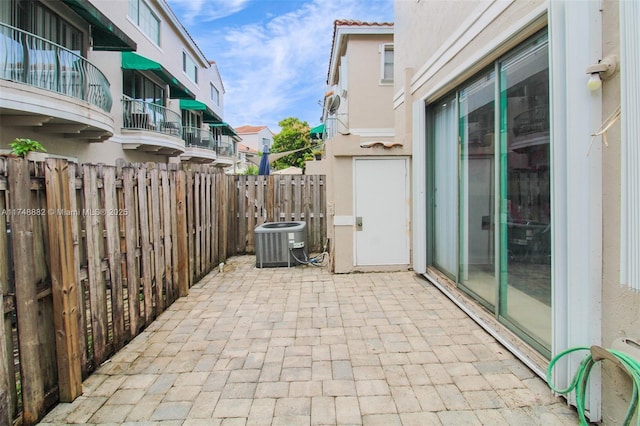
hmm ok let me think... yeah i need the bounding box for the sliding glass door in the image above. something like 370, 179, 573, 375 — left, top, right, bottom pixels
432, 97, 458, 279
428, 32, 551, 355
459, 71, 497, 308
499, 37, 551, 352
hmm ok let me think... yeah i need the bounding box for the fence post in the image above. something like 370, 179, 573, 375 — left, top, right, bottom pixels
0, 159, 13, 424
176, 170, 189, 297
8, 158, 44, 423
44, 159, 82, 402
218, 175, 228, 261
0, 292, 10, 426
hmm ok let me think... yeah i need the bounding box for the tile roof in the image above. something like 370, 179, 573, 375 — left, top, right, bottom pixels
327, 19, 394, 84
237, 143, 259, 153
333, 19, 393, 27
235, 125, 268, 134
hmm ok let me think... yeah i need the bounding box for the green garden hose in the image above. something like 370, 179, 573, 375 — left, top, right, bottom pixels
546, 346, 640, 426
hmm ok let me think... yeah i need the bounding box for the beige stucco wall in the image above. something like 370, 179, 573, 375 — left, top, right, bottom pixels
396, 0, 639, 421
599, 1, 640, 423
393, 0, 546, 164
0, 129, 172, 165
237, 128, 274, 152
345, 35, 395, 131
396, 0, 546, 105
91, 0, 204, 96
322, 26, 418, 273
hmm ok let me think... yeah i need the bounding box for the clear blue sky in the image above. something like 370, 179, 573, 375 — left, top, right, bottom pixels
166, 0, 394, 132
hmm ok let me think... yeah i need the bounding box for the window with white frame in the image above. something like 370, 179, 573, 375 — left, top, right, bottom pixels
381, 43, 394, 83
183, 51, 198, 83
210, 83, 220, 105
128, 0, 160, 45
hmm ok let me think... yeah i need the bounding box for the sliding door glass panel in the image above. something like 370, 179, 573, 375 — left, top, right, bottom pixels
432, 97, 458, 278
459, 72, 497, 307
499, 36, 551, 351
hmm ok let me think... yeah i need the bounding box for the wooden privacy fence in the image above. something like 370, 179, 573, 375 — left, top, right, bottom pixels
0, 157, 325, 425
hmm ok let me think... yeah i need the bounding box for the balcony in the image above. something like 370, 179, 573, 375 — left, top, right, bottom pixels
209, 122, 238, 167
214, 139, 235, 166
181, 126, 218, 162
121, 97, 185, 155
217, 139, 234, 157
0, 23, 114, 141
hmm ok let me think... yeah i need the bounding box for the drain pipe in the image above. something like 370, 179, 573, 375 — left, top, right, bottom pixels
421, 272, 546, 379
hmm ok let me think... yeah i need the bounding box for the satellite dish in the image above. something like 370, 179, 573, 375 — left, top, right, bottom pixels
328, 94, 341, 115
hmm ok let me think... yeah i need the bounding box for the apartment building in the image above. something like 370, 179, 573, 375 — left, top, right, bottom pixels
0, 0, 238, 165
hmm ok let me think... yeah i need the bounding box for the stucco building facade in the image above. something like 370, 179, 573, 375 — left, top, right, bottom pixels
307, 20, 412, 274
395, 0, 639, 422
1, 0, 237, 166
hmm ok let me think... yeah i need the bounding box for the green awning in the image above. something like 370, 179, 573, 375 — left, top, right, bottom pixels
121, 52, 194, 99
210, 122, 239, 138
179, 99, 207, 111
310, 123, 325, 138
61, 0, 136, 51
179, 99, 221, 122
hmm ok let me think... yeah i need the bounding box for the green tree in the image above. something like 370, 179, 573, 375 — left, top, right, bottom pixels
243, 164, 258, 175
271, 117, 313, 170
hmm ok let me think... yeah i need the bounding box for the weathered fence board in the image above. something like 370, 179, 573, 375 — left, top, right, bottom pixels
103, 167, 124, 352
122, 167, 140, 337
150, 169, 164, 313
161, 170, 174, 306
83, 165, 108, 365
137, 168, 153, 325
0, 292, 9, 426
67, 163, 88, 375
8, 158, 44, 424
176, 171, 189, 298
186, 172, 195, 287
0, 160, 15, 424
44, 159, 82, 402
0, 158, 325, 424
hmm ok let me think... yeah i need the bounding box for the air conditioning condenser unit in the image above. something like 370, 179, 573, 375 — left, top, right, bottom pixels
255, 221, 306, 268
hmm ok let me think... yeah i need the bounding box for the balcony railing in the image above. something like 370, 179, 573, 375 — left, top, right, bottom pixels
513, 106, 549, 137
1, 22, 112, 112
323, 117, 339, 140
122, 97, 182, 137
217, 139, 234, 158
183, 126, 215, 150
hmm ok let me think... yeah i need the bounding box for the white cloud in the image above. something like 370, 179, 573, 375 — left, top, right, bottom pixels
168, 0, 250, 24
171, 0, 393, 130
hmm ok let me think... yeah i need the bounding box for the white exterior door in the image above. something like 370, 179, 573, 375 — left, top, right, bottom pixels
354, 158, 410, 266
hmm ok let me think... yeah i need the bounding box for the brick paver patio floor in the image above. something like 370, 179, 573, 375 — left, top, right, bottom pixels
40, 255, 578, 425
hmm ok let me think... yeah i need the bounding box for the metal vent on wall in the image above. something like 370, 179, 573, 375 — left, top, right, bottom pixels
255, 221, 307, 268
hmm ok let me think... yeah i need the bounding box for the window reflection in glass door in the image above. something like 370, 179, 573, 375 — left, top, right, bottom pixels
459, 72, 497, 307
499, 37, 551, 352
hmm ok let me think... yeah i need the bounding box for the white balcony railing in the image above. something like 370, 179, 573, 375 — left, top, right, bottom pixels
1, 22, 112, 112
122, 97, 182, 137
183, 126, 215, 151
217, 139, 234, 158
